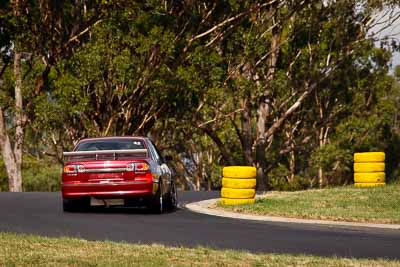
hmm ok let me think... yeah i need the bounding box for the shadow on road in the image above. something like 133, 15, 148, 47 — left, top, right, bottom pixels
65, 206, 181, 215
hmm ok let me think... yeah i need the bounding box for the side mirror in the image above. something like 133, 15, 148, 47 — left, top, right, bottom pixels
164, 155, 173, 162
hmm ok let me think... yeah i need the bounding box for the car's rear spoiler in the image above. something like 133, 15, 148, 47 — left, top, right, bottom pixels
63, 149, 148, 160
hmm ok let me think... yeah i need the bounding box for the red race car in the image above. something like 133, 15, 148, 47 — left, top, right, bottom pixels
61, 136, 177, 213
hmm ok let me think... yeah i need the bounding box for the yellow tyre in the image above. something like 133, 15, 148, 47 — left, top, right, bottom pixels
354, 163, 385, 173
354, 152, 385, 163
220, 198, 255, 206
223, 166, 256, 179
354, 183, 386, 188
354, 172, 385, 183
222, 178, 256, 189
221, 188, 255, 199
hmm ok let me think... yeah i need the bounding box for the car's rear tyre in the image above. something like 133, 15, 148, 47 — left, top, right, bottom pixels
149, 181, 163, 214
165, 181, 178, 211
63, 198, 75, 212
63, 198, 88, 212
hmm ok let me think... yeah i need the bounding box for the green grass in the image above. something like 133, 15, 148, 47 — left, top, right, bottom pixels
219, 184, 400, 224
0, 232, 399, 267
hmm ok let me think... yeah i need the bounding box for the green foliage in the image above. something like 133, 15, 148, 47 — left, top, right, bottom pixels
268, 164, 309, 191
2, 0, 400, 191
0, 156, 60, 192
309, 145, 353, 186
21, 156, 61, 192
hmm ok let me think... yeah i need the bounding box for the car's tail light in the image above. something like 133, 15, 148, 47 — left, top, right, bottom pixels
126, 163, 135, 172
126, 162, 150, 172
63, 164, 85, 174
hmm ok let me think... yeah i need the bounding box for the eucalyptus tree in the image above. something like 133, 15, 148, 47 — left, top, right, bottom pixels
0, 0, 116, 191
171, 0, 400, 190
2, 0, 399, 192
33, 2, 181, 156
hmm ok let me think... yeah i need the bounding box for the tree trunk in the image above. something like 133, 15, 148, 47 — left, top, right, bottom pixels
318, 166, 323, 188
318, 126, 330, 188
201, 151, 207, 190
207, 150, 213, 191
255, 139, 268, 191
0, 51, 24, 192
0, 110, 21, 192
318, 127, 324, 187
195, 175, 200, 191
195, 151, 203, 191
289, 144, 295, 183
255, 14, 280, 191
256, 94, 270, 191
240, 99, 254, 165
14, 51, 24, 192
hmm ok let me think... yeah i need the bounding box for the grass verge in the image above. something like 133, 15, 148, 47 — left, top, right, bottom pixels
0, 232, 399, 267
219, 184, 400, 224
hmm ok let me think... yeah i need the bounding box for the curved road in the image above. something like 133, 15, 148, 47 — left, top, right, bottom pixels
0, 191, 399, 259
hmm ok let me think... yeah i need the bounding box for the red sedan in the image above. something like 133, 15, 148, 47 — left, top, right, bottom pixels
61, 136, 177, 213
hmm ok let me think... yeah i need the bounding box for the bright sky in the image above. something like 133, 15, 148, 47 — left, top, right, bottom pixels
371, 7, 400, 70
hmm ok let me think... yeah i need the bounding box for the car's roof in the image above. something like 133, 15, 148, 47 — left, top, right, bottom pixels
74, 136, 150, 151
77, 136, 148, 142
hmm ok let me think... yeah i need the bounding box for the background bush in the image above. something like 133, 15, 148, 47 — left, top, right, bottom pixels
0, 156, 61, 192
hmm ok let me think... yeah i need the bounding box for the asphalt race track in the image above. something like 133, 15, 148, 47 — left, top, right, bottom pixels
0, 191, 399, 259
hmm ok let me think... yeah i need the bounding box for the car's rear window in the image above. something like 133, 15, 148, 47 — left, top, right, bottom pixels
76, 139, 145, 151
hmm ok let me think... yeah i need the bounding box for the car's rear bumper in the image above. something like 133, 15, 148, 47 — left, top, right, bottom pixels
61, 180, 158, 199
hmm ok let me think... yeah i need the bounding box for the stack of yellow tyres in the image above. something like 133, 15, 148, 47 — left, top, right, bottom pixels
354, 152, 386, 187
220, 166, 256, 205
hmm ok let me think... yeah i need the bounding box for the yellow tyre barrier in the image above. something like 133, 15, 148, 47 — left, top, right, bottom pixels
223, 166, 256, 179
354, 152, 385, 163
220, 198, 255, 205
221, 166, 256, 206
354, 172, 385, 183
221, 188, 255, 199
222, 178, 256, 189
354, 163, 385, 173
354, 183, 386, 188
